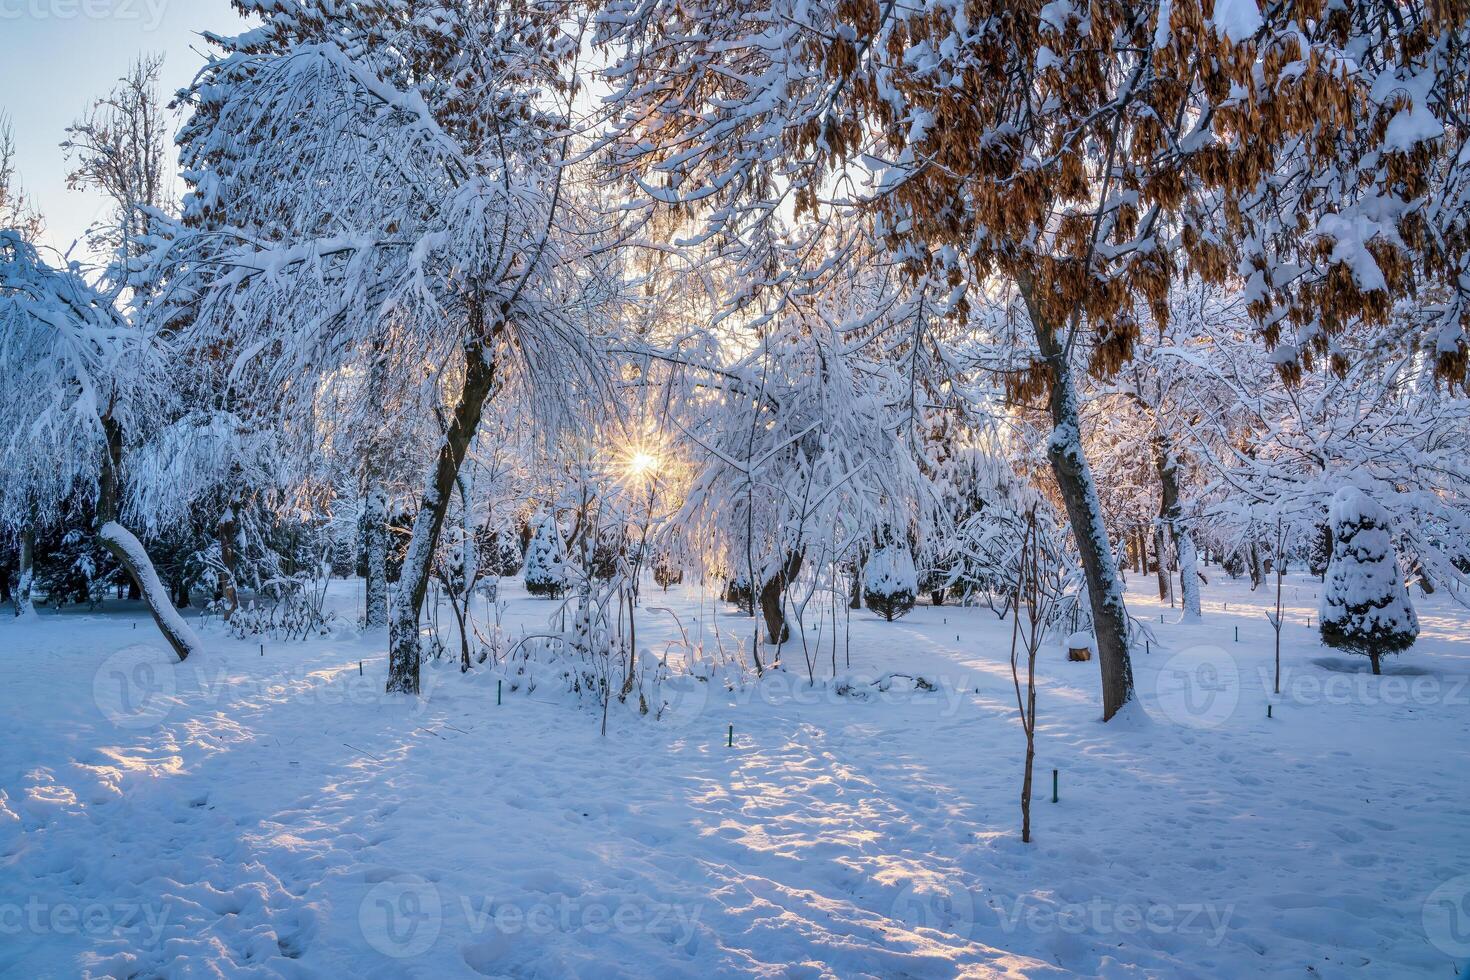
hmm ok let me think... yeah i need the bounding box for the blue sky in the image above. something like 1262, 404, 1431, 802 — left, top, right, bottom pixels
0, 0, 247, 255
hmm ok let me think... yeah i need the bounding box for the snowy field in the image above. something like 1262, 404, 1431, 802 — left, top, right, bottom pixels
2, 571, 1468, 979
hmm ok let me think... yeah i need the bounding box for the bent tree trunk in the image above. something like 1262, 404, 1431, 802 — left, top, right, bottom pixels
1031, 315, 1135, 721
362, 483, 390, 629
14, 527, 35, 617
387, 326, 500, 695
1153, 432, 1201, 621
96, 417, 202, 661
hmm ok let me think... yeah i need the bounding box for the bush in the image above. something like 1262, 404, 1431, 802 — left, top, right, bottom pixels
864, 542, 918, 621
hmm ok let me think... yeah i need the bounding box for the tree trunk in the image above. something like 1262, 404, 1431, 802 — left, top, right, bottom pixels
387, 323, 500, 695
1154, 523, 1170, 601
759, 551, 803, 648
14, 528, 35, 618
216, 502, 240, 621
848, 551, 863, 610
96, 417, 201, 661
1153, 432, 1201, 621
1370, 650, 1382, 675
1026, 292, 1134, 721
362, 483, 390, 628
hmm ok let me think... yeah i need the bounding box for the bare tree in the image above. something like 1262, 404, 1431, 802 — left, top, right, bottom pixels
1009, 509, 1052, 844
63, 53, 173, 282
0, 115, 43, 240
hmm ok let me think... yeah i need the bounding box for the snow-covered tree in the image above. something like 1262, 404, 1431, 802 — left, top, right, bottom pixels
1320, 487, 1419, 675
524, 513, 568, 599
0, 232, 201, 659
596, 0, 1470, 722
863, 540, 917, 622
162, 0, 615, 693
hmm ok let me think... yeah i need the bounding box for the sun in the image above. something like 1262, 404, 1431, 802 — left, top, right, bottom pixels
627, 450, 659, 478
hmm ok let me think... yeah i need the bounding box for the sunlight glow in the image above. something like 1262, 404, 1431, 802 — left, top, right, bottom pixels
627, 451, 659, 478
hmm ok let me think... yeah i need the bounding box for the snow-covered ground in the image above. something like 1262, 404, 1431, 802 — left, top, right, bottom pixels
2, 570, 1468, 978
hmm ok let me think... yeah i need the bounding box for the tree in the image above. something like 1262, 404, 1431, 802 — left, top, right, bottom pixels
1320, 486, 1418, 675
164, 1, 613, 693
0, 114, 42, 240
0, 232, 201, 660
595, 0, 1470, 721
524, 513, 568, 598
63, 53, 173, 288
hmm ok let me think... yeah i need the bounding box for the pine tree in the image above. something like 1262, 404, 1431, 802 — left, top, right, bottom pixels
478, 525, 523, 578
1320, 488, 1418, 675
864, 542, 918, 622
523, 514, 567, 599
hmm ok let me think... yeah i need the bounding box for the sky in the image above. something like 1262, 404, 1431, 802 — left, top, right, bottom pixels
0, 0, 248, 256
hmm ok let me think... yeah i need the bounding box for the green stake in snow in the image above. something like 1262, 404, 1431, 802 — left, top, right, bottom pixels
1052, 769, 1059, 804
1234, 626, 1238, 642
1267, 704, 1273, 719
359, 661, 363, 676
260, 643, 264, 657
498, 680, 502, 706
728, 724, 734, 748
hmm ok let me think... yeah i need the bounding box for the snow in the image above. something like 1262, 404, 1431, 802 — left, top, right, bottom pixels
2, 571, 1466, 976
1210, 0, 1262, 43
864, 542, 918, 597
